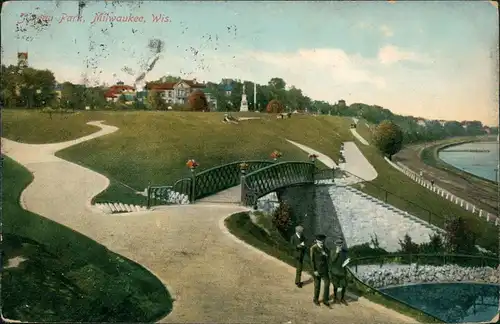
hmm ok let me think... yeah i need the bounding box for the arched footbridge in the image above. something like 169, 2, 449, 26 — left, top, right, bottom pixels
147, 160, 335, 208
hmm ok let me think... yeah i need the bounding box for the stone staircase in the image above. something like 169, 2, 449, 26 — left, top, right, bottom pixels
94, 202, 148, 214
328, 184, 442, 252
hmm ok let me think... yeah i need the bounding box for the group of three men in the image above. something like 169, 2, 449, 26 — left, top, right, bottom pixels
291, 225, 349, 306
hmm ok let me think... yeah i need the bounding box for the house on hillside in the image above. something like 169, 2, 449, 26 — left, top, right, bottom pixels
145, 79, 216, 107
416, 118, 428, 127
54, 83, 63, 99
438, 120, 447, 127
220, 79, 234, 96
104, 81, 136, 103
460, 121, 471, 130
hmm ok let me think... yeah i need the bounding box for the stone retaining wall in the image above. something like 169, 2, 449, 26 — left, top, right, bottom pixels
351, 263, 500, 289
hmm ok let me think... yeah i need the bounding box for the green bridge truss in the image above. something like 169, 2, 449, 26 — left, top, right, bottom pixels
147, 160, 334, 208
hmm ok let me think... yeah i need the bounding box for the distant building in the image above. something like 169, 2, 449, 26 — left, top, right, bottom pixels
145, 79, 216, 107
416, 118, 427, 127
438, 120, 447, 127
104, 82, 136, 103
220, 79, 234, 96
54, 82, 63, 99
17, 52, 28, 68
338, 99, 346, 107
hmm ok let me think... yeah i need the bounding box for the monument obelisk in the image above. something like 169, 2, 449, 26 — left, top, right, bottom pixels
239, 83, 249, 112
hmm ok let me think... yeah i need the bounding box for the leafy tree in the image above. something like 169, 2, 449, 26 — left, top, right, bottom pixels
146, 90, 165, 110
444, 216, 476, 254
148, 75, 181, 84
0, 65, 20, 108
373, 120, 404, 159
464, 121, 486, 136
266, 99, 284, 114
444, 121, 466, 137
187, 90, 208, 112
268, 77, 286, 90
398, 234, 419, 254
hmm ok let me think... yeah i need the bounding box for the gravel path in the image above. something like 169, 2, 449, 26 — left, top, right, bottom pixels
286, 139, 378, 182
343, 142, 378, 181
1, 121, 415, 324
350, 128, 370, 146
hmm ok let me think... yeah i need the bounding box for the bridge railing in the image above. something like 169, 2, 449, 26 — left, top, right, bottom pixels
314, 167, 335, 181
147, 177, 192, 208
241, 161, 316, 206
193, 160, 274, 200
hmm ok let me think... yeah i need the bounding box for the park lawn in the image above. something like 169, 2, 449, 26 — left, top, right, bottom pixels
1, 156, 173, 322
3, 110, 496, 251
56, 111, 352, 193
224, 211, 441, 323
354, 120, 374, 143
2, 109, 99, 143
351, 139, 498, 253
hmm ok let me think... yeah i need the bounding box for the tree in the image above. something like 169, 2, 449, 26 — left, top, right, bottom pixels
398, 234, 419, 254
146, 90, 165, 110
266, 99, 284, 114
15, 67, 55, 108
373, 120, 404, 159
187, 90, 208, 111
444, 216, 476, 254
268, 77, 286, 90
418, 233, 445, 254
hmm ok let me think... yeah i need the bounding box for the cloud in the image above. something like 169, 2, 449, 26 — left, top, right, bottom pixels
377, 45, 430, 65
379, 25, 394, 37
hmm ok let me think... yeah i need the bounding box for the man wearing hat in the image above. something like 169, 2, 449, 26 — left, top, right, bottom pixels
290, 225, 307, 288
310, 234, 331, 306
330, 239, 349, 304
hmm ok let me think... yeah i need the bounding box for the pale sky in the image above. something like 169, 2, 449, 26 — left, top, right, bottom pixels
1, 1, 498, 125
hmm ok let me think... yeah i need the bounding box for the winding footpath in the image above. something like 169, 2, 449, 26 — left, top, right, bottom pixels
2, 121, 415, 323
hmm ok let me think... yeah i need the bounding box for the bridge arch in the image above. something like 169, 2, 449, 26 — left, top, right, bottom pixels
241, 161, 316, 206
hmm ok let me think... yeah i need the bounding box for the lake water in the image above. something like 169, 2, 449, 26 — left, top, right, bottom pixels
380, 283, 500, 323
438, 141, 499, 183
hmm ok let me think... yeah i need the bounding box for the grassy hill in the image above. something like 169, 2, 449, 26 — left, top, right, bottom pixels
1, 155, 173, 322
2, 109, 497, 252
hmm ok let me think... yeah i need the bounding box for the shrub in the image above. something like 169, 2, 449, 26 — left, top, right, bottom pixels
349, 243, 389, 258
418, 233, 445, 254
444, 216, 476, 254
266, 99, 285, 114
398, 233, 419, 254
187, 90, 208, 111
271, 201, 292, 237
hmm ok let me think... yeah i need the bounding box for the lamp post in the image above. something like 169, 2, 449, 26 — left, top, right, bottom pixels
239, 162, 249, 204
271, 150, 282, 162
186, 159, 199, 203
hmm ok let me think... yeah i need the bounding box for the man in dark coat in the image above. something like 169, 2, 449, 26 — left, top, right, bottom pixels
310, 234, 330, 306
330, 239, 349, 304
290, 225, 307, 288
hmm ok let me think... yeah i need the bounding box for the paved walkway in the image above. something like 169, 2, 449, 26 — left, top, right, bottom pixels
286, 139, 378, 182
350, 118, 370, 146
350, 129, 370, 146
2, 122, 414, 323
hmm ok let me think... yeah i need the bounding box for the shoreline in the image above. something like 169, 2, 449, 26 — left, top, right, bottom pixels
394, 136, 498, 215
435, 138, 498, 185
